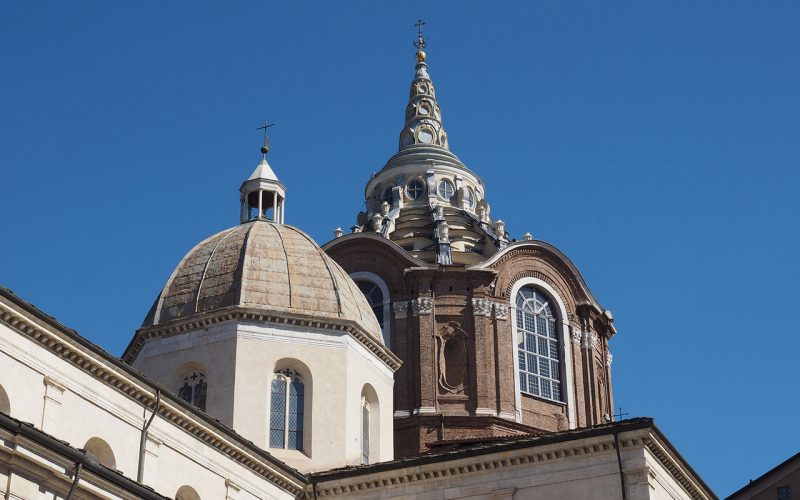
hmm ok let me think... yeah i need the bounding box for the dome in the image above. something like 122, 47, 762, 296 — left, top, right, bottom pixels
142, 220, 384, 343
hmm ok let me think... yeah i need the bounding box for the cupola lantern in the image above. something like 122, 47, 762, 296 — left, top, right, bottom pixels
240, 137, 286, 224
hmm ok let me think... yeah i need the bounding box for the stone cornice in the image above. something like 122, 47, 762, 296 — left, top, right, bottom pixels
307, 422, 715, 500
0, 291, 307, 495
126, 306, 402, 372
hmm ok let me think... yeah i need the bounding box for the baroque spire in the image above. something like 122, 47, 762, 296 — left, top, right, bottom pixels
398, 20, 449, 151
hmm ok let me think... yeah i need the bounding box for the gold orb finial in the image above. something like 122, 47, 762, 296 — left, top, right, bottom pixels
414, 19, 427, 63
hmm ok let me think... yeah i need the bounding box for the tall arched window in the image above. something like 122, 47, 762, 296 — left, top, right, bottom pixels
516, 287, 562, 402
358, 281, 384, 327
361, 396, 370, 465
352, 272, 391, 347
177, 370, 207, 411
270, 369, 304, 451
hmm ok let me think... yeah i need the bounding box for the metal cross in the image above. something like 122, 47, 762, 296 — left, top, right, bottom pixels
613, 406, 629, 421
256, 118, 276, 147
414, 19, 427, 50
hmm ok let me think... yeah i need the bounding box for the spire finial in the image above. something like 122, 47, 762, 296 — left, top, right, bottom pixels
414, 19, 427, 62
256, 118, 275, 157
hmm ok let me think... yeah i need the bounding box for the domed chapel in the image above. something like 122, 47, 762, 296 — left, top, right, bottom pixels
0, 24, 714, 500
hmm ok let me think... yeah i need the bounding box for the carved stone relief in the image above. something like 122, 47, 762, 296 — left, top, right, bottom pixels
436, 322, 469, 394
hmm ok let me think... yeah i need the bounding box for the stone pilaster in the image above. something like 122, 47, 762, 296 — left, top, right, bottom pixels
472, 297, 495, 416
41, 376, 66, 435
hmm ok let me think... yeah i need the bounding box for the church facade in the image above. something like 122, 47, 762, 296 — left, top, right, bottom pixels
0, 31, 715, 500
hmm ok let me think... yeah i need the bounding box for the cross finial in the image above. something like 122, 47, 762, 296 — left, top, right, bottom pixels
256, 118, 276, 155
414, 19, 427, 51
613, 406, 630, 421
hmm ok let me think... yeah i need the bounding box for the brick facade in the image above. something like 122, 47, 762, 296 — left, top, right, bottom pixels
325, 235, 616, 458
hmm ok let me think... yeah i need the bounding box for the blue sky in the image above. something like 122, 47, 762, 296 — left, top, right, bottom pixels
1, 2, 798, 495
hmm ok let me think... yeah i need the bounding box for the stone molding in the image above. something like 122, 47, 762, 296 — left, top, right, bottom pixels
0, 298, 306, 496
393, 302, 409, 319
412, 297, 433, 316
310, 429, 713, 500
606, 352, 613, 367
128, 307, 401, 372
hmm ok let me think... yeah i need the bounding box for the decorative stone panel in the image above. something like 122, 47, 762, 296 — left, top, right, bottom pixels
571, 328, 582, 346
412, 297, 433, 315
493, 303, 509, 320
471, 298, 492, 317
582, 331, 599, 350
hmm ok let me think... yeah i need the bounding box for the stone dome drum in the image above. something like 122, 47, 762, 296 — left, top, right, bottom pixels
142, 220, 384, 343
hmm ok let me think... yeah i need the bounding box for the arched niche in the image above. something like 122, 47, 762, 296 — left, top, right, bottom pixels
0, 384, 10, 415
83, 437, 116, 469
360, 384, 380, 464
175, 485, 201, 500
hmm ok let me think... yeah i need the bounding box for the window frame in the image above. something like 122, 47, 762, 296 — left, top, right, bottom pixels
437, 179, 455, 201
406, 178, 426, 201
269, 369, 305, 451
350, 272, 391, 347
515, 287, 563, 403
509, 278, 576, 429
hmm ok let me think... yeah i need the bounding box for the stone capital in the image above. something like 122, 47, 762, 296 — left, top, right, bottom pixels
412, 297, 433, 315
393, 301, 409, 319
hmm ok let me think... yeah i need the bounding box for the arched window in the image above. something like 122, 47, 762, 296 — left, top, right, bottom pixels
351, 272, 391, 347
177, 370, 207, 411
175, 485, 201, 500
361, 396, 370, 465
515, 287, 562, 402
0, 384, 9, 415
83, 437, 116, 469
270, 369, 304, 451
358, 281, 384, 328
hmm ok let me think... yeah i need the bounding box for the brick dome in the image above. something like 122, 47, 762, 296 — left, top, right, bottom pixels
142, 220, 383, 344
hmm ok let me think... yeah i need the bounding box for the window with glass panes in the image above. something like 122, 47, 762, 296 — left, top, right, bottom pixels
515, 287, 563, 402
357, 281, 384, 332
269, 370, 304, 451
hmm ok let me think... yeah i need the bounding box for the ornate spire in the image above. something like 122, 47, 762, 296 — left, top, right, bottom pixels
398, 20, 449, 151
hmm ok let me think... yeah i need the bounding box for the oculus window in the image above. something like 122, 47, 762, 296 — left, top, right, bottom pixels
437, 179, 455, 201
406, 179, 426, 200
515, 287, 563, 402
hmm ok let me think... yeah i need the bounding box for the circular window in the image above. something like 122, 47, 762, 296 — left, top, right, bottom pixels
417, 83, 429, 95
463, 188, 475, 210
406, 179, 426, 200
438, 180, 455, 200
418, 102, 431, 115
416, 126, 434, 144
